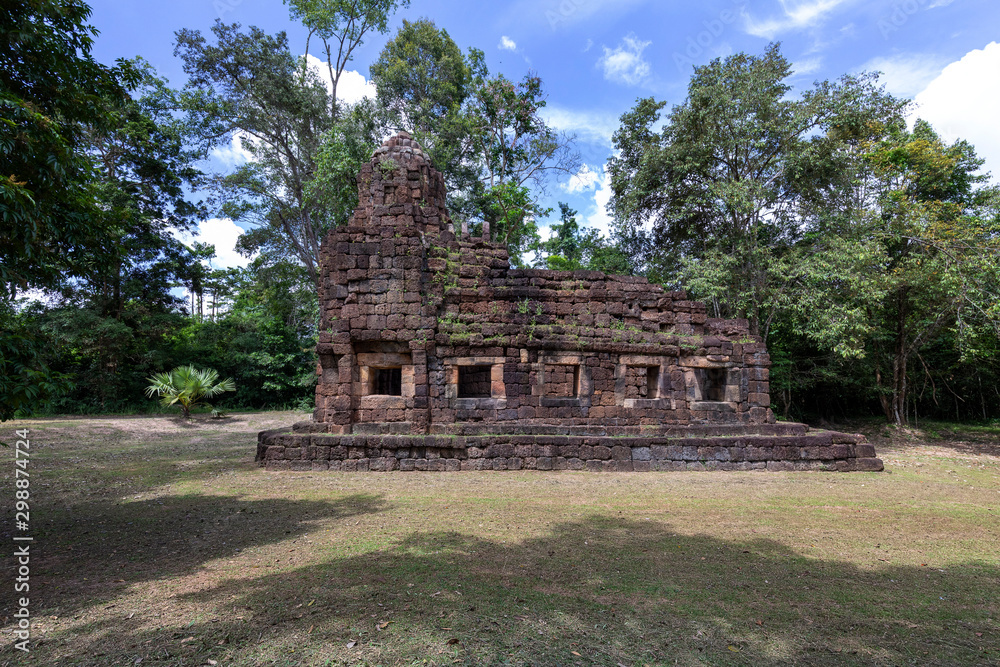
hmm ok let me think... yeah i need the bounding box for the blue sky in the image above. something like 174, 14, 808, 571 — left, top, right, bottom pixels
86, 0, 1000, 268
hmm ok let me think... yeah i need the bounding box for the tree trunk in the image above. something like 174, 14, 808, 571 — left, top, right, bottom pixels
887, 291, 909, 426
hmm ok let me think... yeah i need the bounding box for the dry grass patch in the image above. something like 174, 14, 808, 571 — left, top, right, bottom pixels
0, 413, 997, 666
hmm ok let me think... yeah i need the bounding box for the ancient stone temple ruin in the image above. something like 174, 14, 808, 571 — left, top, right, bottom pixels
257, 133, 883, 473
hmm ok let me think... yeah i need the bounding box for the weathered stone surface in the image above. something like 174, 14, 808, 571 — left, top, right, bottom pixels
255, 132, 883, 474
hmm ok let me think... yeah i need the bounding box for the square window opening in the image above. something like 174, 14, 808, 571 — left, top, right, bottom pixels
646, 366, 660, 399
545, 364, 579, 398
458, 365, 492, 398
704, 367, 726, 402
370, 367, 402, 396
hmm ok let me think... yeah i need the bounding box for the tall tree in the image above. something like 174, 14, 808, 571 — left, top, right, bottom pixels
1, 0, 137, 297
608, 44, 904, 341
468, 73, 578, 260
369, 18, 477, 137
537, 203, 632, 274
28, 62, 209, 412
176, 2, 405, 287
82, 60, 205, 320
285, 0, 410, 118
1, 0, 137, 419
370, 20, 578, 261
790, 121, 1000, 424
369, 18, 484, 220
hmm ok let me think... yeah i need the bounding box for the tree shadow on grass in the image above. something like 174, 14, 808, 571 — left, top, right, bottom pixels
0, 493, 388, 619
12, 413, 290, 493
18, 515, 998, 667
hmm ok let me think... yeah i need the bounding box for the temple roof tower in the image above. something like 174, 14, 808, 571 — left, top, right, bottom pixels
353, 131, 452, 235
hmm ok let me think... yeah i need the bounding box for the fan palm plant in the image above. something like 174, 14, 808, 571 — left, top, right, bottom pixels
145, 366, 236, 418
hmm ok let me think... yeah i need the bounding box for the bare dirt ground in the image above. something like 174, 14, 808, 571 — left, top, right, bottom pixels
0, 412, 997, 666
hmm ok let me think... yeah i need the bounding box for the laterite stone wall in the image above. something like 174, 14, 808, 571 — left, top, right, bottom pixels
257, 133, 883, 473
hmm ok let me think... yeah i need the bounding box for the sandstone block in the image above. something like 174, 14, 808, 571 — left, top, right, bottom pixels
632, 447, 652, 461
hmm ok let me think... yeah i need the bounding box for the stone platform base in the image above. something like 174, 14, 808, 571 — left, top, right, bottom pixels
256, 422, 883, 473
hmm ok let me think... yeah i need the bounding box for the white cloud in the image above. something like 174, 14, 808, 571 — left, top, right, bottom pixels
337, 69, 377, 104
210, 132, 255, 167
743, 0, 849, 39
583, 166, 614, 238
598, 34, 652, 86
793, 57, 823, 76
499, 35, 517, 51
305, 54, 375, 104
912, 42, 1000, 181
174, 218, 255, 270
562, 164, 601, 193
583, 38, 594, 52
861, 53, 948, 98
540, 106, 619, 147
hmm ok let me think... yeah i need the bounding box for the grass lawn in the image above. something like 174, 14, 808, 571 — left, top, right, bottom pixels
1, 412, 998, 666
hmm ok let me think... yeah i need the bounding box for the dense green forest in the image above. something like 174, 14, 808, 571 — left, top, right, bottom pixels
2, 0, 998, 424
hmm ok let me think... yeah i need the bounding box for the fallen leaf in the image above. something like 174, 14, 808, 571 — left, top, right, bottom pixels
447, 638, 460, 645
207, 661, 218, 666
346, 641, 357, 648
728, 646, 740, 652
976, 632, 983, 637
571, 651, 581, 656
377, 621, 390, 630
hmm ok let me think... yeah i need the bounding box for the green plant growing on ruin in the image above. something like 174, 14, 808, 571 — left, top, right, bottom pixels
431, 255, 460, 293
378, 156, 399, 176
437, 312, 461, 326
517, 298, 531, 315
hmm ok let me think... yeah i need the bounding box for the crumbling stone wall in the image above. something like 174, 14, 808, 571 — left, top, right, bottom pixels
311, 132, 773, 435
259, 132, 883, 473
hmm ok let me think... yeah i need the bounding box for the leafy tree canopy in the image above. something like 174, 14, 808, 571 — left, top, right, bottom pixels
1, 0, 138, 297
608, 43, 905, 339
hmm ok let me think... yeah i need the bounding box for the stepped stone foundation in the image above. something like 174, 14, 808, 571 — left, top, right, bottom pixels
257, 132, 883, 473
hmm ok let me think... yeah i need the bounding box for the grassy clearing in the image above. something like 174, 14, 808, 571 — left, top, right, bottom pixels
0, 413, 998, 666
